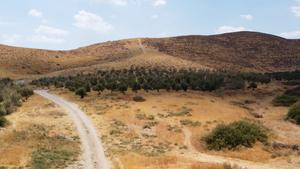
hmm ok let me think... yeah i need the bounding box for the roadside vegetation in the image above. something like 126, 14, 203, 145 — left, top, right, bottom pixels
30, 132, 79, 169
203, 120, 268, 150
287, 101, 300, 125
272, 85, 300, 125
0, 78, 33, 127
273, 86, 300, 106
31, 67, 300, 98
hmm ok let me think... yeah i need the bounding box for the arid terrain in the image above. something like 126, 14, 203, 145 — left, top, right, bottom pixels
0, 31, 300, 169
0, 94, 80, 168
0, 32, 300, 79
42, 82, 298, 169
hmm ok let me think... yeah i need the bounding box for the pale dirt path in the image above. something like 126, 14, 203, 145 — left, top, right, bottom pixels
138, 39, 146, 54
34, 90, 110, 169
182, 128, 294, 169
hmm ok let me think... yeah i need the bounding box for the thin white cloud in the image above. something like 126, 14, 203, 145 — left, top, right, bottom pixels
92, 0, 166, 7
0, 21, 68, 46
240, 14, 253, 21
93, 0, 128, 6
216, 26, 246, 34
28, 35, 65, 44
280, 30, 300, 39
0, 33, 65, 45
28, 9, 43, 18
74, 10, 113, 33
291, 6, 300, 17
35, 25, 68, 36
0, 34, 22, 46
153, 0, 166, 7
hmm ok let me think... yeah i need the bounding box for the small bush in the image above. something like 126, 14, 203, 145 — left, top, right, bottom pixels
136, 113, 154, 120
133, 96, 146, 102
18, 87, 34, 99
0, 116, 8, 127
75, 87, 87, 99
167, 125, 182, 132
0, 104, 7, 116
287, 101, 300, 124
273, 86, 300, 106
203, 120, 268, 150
180, 119, 201, 127
168, 107, 192, 117
248, 82, 257, 89
272, 95, 299, 106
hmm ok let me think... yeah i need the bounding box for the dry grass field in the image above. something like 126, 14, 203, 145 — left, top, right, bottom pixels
49, 81, 300, 169
0, 95, 80, 169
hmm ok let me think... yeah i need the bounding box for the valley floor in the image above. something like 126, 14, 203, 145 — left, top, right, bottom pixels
1, 82, 300, 169
51, 82, 299, 169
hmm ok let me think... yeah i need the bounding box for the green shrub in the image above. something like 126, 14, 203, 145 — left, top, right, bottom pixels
75, 87, 87, 99
273, 86, 300, 106
203, 120, 268, 150
0, 104, 6, 116
272, 95, 299, 106
285, 86, 300, 96
18, 87, 34, 99
133, 96, 146, 102
0, 116, 8, 127
287, 101, 300, 124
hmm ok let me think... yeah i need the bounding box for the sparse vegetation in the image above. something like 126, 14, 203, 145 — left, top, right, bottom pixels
273, 86, 300, 106
167, 125, 182, 132
31, 148, 76, 169
133, 96, 146, 102
180, 119, 201, 127
143, 121, 159, 129
0, 116, 8, 127
75, 87, 87, 99
0, 78, 33, 127
203, 120, 268, 150
136, 113, 155, 120
167, 106, 192, 117
287, 101, 300, 124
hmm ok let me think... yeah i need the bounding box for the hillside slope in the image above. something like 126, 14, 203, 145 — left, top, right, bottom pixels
143, 32, 300, 72
0, 31, 299, 78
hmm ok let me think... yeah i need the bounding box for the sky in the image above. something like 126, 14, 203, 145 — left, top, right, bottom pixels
0, 0, 300, 50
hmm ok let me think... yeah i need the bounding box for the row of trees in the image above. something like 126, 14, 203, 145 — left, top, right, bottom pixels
31, 67, 300, 98
0, 78, 33, 127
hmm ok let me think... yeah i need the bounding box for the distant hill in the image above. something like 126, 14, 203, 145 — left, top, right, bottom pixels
0, 31, 299, 78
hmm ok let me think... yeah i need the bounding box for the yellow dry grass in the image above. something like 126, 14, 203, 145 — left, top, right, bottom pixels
0, 95, 80, 168
51, 82, 300, 169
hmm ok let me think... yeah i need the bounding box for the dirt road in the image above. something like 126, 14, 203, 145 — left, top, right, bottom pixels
34, 90, 110, 169
138, 39, 146, 54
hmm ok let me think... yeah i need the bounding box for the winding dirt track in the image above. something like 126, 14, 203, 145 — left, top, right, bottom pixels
34, 90, 110, 169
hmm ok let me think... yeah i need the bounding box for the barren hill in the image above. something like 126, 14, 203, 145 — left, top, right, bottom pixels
0, 31, 299, 78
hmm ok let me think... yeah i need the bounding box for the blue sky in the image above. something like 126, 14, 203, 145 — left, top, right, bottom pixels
0, 0, 300, 50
